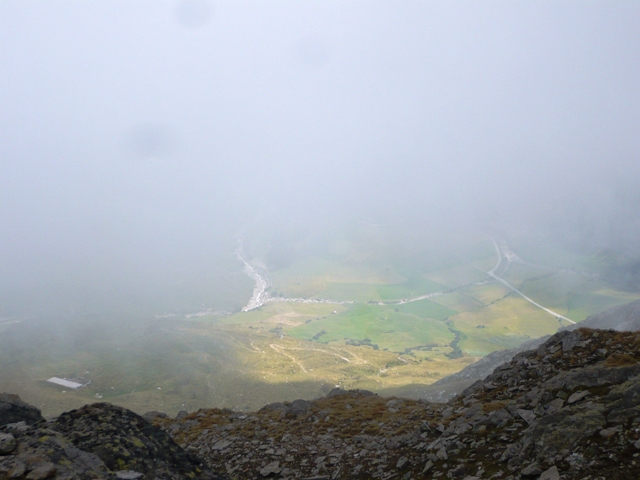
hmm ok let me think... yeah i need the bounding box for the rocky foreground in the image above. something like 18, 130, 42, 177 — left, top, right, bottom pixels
0, 395, 222, 479
152, 328, 640, 480
3, 327, 640, 479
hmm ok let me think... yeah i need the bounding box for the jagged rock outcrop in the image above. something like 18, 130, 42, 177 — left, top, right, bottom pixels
423, 336, 551, 403
0, 398, 224, 480
422, 299, 640, 402
51, 403, 220, 479
153, 328, 640, 479
0, 420, 113, 479
0, 393, 45, 427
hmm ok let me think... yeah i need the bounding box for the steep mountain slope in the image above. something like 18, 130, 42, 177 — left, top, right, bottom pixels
577, 299, 640, 331
4, 325, 640, 479
153, 328, 640, 479
421, 299, 640, 402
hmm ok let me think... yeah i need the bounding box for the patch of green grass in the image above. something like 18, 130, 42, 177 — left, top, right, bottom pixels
506, 264, 640, 321
459, 282, 511, 306
567, 292, 640, 321
393, 298, 457, 319
219, 302, 348, 331
501, 262, 556, 285
218, 309, 273, 325
507, 269, 582, 313
375, 276, 445, 301
286, 303, 455, 352
264, 302, 345, 316
450, 296, 563, 355
431, 292, 485, 312
454, 330, 534, 356
322, 283, 382, 302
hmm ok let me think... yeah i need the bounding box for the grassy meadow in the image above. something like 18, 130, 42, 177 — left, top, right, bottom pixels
3, 224, 639, 417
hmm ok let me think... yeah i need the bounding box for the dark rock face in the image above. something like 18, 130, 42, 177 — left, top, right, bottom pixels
0, 420, 112, 479
0, 433, 17, 455
0, 393, 45, 426
0, 396, 225, 480
50, 403, 219, 480
324, 388, 375, 398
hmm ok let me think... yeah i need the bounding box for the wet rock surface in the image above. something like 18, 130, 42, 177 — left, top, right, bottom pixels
152, 328, 640, 479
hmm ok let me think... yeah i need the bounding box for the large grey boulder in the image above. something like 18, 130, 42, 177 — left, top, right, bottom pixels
525, 405, 607, 462
0, 393, 44, 426
51, 402, 222, 479
0, 423, 112, 479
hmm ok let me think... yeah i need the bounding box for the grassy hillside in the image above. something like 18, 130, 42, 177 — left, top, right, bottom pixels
3, 225, 639, 417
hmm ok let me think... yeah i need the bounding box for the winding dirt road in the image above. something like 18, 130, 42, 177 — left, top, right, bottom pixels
235, 236, 577, 326
484, 234, 576, 325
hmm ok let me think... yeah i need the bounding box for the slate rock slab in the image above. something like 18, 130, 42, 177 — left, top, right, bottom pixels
0, 393, 45, 426
51, 402, 224, 479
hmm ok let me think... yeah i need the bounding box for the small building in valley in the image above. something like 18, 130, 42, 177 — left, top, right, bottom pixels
46, 377, 84, 389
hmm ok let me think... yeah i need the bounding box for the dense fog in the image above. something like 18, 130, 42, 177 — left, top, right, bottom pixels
2, 1, 640, 316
